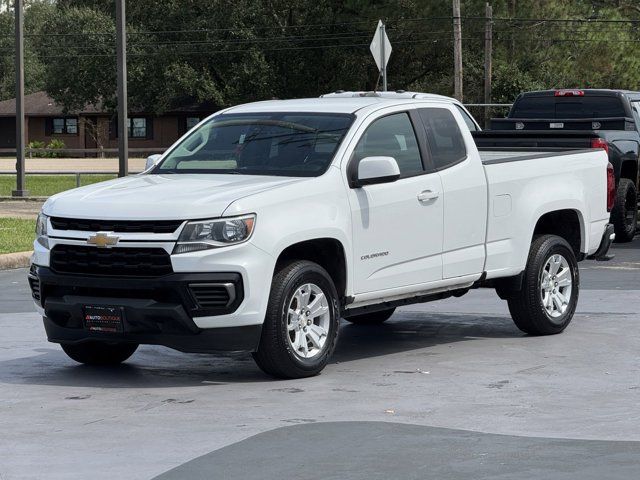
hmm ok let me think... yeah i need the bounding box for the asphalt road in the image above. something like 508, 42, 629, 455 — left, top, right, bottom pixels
1, 239, 639, 479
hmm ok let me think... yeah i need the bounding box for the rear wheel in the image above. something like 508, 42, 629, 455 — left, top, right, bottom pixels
61, 341, 138, 365
507, 235, 579, 335
611, 178, 637, 243
345, 308, 396, 325
252, 261, 340, 379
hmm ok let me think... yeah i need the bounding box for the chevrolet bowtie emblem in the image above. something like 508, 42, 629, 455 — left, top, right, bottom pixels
87, 232, 120, 248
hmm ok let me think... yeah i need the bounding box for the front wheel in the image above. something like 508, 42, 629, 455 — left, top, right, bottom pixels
61, 341, 138, 365
252, 260, 340, 379
507, 235, 579, 335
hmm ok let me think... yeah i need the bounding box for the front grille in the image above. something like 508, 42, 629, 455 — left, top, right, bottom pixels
189, 283, 234, 308
28, 275, 41, 301
50, 245, 173, 277
50, 217, 182, 234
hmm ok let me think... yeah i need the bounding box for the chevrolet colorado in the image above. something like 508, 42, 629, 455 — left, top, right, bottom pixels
29, 91, 615, 378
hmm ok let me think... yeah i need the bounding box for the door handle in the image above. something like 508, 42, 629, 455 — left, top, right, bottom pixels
417, 190, 439, 202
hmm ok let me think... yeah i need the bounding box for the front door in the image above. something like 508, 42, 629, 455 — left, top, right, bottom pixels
346, 111, 444, 294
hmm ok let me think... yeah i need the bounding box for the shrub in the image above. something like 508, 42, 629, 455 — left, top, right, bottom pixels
46, 139, 66, 158
27, 140, 46, 158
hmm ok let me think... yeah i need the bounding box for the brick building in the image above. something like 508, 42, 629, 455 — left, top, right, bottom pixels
0, 91, 215, 155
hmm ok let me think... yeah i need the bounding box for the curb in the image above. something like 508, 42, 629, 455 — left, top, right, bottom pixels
0, 251, 32, 270
0, 197, 48, 202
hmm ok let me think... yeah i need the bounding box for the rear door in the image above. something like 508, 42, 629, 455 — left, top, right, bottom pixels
346, 109, 444, 294
417, 106, 488, 278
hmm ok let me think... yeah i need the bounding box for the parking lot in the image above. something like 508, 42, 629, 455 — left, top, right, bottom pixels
1, 239, 639, 480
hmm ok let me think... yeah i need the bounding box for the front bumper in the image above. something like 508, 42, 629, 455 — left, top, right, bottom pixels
30, 266, 262, 353
587, 223, 615, 261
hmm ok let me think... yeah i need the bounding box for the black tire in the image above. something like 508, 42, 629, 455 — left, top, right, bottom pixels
345, 308, 396, 325
507, 235, 579, 335
610, 178, 637, 243
61, 341, 138, 365
252, 260, 340, 379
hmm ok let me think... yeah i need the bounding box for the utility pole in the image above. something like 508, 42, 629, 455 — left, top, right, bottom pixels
484, 3, 493, 129
452, 0, 463, 102
509, 0, 516, 57
116, 0, 128, 177
12, 0, 28, 197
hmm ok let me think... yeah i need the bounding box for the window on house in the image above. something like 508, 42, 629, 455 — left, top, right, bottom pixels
186, 117, 201, 130
128, 117, 147, 138
52, 118, 64, 134
51, 117, 79, 135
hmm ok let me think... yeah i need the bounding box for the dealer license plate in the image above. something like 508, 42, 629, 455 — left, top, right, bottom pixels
83, 305, 124, 333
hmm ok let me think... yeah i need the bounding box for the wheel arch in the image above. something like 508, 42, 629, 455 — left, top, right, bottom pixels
274, 237, 349, 301
532, 208, 585, 258
620, 159, 639, 185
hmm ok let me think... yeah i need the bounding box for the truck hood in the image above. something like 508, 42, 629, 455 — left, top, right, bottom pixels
43, 174, 305, 220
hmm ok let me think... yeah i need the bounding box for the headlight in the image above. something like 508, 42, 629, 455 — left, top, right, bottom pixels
174, 214, 256, 254
35, 213, 49, 249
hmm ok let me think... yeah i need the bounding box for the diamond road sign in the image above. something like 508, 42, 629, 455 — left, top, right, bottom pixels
370, 20, 392, 72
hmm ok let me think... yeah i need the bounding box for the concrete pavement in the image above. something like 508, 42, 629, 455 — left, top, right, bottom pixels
1, 239, 639, 479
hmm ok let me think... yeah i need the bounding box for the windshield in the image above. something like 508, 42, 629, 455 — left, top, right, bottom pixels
154, 112, 354, 177
511, 96, 627, 119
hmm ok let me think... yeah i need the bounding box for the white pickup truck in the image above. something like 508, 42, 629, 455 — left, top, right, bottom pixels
29, 91, 615, 378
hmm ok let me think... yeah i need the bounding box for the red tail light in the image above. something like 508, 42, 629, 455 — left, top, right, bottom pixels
555, 89, 585, 97
591, 137, 609, 154
606, 162, 616, 212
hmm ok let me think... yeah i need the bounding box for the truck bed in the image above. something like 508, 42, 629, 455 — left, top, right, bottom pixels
477, 147, 610, 279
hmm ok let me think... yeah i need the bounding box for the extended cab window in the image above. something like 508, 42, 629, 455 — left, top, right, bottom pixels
353, 113, 423, 177
155, 112, 353, 177
419, 108, 467, 170
455, 105, 479, 132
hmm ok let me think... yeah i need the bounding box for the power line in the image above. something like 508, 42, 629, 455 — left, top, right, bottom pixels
15, 38, 449, 59
8, 32, 640, 57
0, 16, 440, 38
3, 15, 640, 39
0, 28, 456, 53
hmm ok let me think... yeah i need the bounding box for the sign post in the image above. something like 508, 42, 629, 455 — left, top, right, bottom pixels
370, 20, 392, 91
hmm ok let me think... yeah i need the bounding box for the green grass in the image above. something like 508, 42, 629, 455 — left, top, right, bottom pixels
0, 174, 116, 197
0, 218, 35, 254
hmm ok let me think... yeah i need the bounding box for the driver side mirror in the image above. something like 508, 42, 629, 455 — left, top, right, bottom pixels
353, 156, 400, 188
145, 154, 162, 171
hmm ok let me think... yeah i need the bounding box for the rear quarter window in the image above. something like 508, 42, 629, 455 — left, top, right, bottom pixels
418, 108, 467, 170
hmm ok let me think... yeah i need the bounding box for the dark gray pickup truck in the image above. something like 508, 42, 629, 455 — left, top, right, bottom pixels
473, 89, 639, 242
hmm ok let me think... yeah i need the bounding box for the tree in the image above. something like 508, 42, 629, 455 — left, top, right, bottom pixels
0, 1, 52, 101
8, 0, 640, 115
